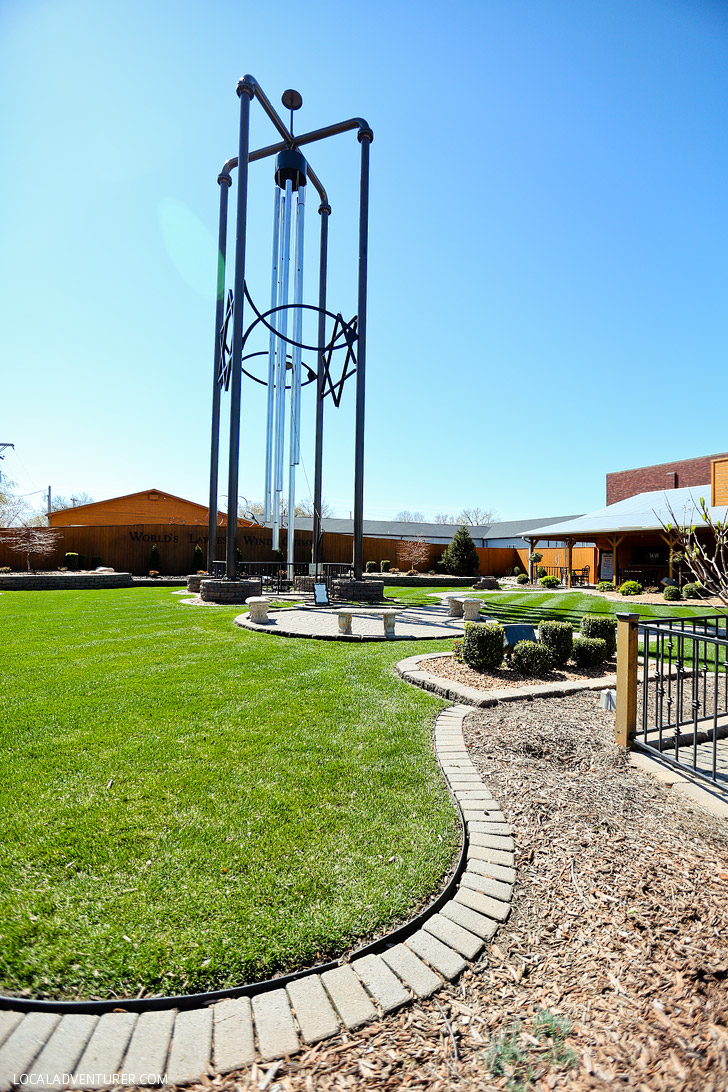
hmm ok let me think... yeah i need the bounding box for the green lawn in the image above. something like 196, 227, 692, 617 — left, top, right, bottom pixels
386, 585, 714, 626
0, 589, 457, 1000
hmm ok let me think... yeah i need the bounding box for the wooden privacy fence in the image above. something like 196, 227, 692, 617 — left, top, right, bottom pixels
0, 523, 595, 579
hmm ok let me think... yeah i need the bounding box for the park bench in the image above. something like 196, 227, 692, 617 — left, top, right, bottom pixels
444, 596, 484, 621
246, 596, 271, 623
337, 608, 400, 638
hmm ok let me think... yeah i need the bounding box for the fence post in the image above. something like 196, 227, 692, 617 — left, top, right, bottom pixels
615, 612, 639, 747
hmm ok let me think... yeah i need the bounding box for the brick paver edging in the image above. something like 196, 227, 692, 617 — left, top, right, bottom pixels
397, 652, 617, 707
0, 708, 513, 1089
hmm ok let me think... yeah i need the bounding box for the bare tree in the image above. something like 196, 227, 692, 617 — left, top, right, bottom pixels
0, 525, 62, 571
0, 478, 31, 527
395, 510, 426, 523
434, 512, 457, 524
663, 496, 728, 609
295, 497, 334, 518
397, 537, 430, 572
456, 507, 498, 526
50, 491, 94, 511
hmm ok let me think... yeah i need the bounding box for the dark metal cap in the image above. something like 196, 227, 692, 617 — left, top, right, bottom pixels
275, 148, 308, 191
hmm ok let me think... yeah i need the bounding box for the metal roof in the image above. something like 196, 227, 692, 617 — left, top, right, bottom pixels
257, 514, 582, 542
522, 486, 725, 539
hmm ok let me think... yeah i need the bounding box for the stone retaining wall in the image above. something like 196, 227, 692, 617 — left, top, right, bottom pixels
0, 573, 133, 591
375, 574, 476, 588
332, 578, 385, 602
199, 578, 260, 604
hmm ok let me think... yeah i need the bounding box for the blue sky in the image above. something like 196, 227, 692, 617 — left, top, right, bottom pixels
1, 0, 726, 522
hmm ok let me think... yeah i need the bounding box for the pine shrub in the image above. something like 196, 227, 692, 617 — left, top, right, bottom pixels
619, 580, 643, 596
511, 640, 553, 677
461, 621, 504, 671
539, 620, 573, 666
439, 525, 480, 576
65, 552, 79, 571
572, 636, 608, 668
596, 581, 615, 592
380, 560, 391, 572
516, 573, 529, 584
580, 615, 617, 656
540, 574, 560, 589
365, 560, 377, 573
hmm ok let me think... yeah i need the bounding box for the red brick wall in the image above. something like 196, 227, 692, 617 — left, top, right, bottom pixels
606, 453, 728, 505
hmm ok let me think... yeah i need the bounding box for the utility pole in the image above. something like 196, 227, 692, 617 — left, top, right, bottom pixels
0, 443, 14, 486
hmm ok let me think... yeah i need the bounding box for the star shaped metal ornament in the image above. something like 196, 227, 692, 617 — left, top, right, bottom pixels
217, 289, 234, 391
321, 313, 358, 408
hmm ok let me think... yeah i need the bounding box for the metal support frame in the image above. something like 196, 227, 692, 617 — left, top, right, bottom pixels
207, 75, 372, 580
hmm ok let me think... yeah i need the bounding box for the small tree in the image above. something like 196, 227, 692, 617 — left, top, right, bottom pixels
0, 525, 62, 571
397, 537, 430, 571
440, 525, 480, 576
663, 497, 728, 610
150, 542, 161, 573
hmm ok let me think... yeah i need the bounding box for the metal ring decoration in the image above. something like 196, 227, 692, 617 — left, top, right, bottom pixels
240, 349, 317, 389
242, 282, 357, 356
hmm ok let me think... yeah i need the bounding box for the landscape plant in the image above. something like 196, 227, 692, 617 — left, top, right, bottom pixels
528, 551, 543, 564
664, 584, 681, 601
536, 566, 547, 578
619, 580, 643, 596
682, 581, 708, 599
193, 543, 204, 571
150, 542, 161, 573
662, 495, 728, 609
397, 537, 430, 572
538, 620, 573, 666
461, 620, 504, 670
380, 559, 390, 572
572, 635, 608, 667
0, 525, 62, 571
596, 581, 615, 592
439, 525, 479, 576
580, 615, 617, 655
540, 574, 560, 589
511, 640, 553, 676
365, 560, 377, 573
516, 573, 529, 584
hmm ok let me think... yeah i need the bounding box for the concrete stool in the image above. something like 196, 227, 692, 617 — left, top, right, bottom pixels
246, 596, 270, 624
461, 598, 483, 622
445, 596, 464, 617
338, 610, 353, 635
382, 610, 398, 638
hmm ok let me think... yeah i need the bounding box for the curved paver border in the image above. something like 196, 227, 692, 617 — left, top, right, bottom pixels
397, 651, 617, 707
0, 705, 513, 1088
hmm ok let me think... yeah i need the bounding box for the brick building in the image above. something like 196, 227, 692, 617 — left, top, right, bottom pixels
606, 452, 728, 505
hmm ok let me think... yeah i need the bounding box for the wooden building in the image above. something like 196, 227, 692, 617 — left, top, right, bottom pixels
48, 488, 228, 528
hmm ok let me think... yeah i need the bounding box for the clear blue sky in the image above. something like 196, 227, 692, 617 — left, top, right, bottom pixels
2, 0, 726, 521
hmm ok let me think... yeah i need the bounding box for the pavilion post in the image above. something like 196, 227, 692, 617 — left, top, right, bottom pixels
527, 538, 536, 583
615, 612, 639, 748
566, 539, 573, 588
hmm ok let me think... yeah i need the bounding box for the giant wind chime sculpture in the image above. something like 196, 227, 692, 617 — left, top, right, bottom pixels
207, 76, 373, 580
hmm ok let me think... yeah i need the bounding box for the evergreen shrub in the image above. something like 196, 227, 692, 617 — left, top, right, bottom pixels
540, 574, 560, 588
682, 582, 708, 599
365, 561, 377, 573
663, 585, 681, 601
439, 525, 480, 576
619, 580, 643, 596
596, 581, 615, 592
461, 621, 504, 671
539, 620, 573, 666
580, 615, 617, 655
516, 573, 529, 584
572, 636, 608, 667
512, 640, 553, 676
150, 543, 161, 572
193, 544, 204, 570
380, 560, 391, 572
65, 553, 79, 570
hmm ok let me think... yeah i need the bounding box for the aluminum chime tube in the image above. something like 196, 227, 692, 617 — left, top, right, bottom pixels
286, 181, 306, 577
263, 188, 281, 524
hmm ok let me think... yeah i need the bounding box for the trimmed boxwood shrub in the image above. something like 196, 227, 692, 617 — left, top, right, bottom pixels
572, 636, 608, 668
91, 555, 103, 568
65, 552, 79, 570
539, 620, 573, 666
513, 565, 521, 576
150, 543, 161, 572
596, 580, 615, 592
516, 573, 529, 584
540, 574, 560, 589
619, 580, 643, 596
380, 559, 391, 572
512, 640, 553, 677
193, 544, 204, 570
580, 615, 617, 656
536, 566, 547, 578
365, 560, 377, 573
663, 584, 681, 601
461, 621, 504, 671
682, 581, 708, 599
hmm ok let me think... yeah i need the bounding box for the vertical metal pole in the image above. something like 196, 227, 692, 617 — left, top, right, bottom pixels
312, 204, 330, 573
226, 78, 254, 578
287, 183, 306, 578
264, 188, 282, 523
352, 129, 373, 579
208, 171, 231, 571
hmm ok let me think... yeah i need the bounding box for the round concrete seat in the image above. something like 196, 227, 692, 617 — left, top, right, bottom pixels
246, 596, 271, 624
337, 610, 353, 635
460, 597, 484, 621
444, 596, 464, 617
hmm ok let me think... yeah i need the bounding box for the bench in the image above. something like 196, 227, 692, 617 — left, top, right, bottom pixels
444, 596, 483, 621
337, 608, 400, 638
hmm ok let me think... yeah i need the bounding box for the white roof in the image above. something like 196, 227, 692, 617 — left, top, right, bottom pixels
523, 486, 726, 539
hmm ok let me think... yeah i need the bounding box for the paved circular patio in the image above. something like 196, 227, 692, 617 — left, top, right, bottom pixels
234, 603, 482, 641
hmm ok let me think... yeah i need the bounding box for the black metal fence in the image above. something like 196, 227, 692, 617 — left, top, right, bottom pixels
634, 614, 728, 786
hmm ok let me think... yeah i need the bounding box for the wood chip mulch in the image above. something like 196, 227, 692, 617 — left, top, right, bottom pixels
422, 654, 616, 691
188, 692, 728, 1092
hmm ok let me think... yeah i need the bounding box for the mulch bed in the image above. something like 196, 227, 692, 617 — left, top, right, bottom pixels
422, 654, 616, 691
190, 692, 728, 1092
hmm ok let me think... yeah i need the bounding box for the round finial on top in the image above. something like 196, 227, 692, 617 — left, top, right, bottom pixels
281, 89, 303, 111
